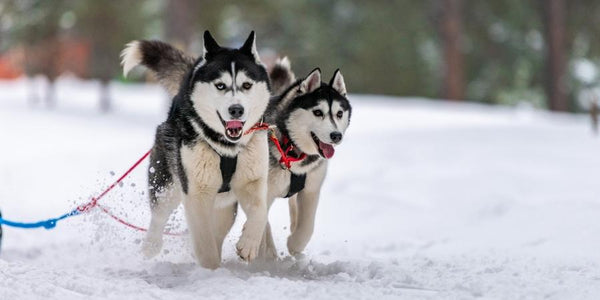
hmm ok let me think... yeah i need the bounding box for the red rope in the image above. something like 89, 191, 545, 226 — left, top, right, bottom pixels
97, 204, 184, 236
76, 149, 152, 213
74, 149, 186, 236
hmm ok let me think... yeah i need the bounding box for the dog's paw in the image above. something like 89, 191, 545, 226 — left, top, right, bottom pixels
198, 257, 221, 270
236, 236, 260, 262
141, 236, 163, 258
287, 234, 307, 256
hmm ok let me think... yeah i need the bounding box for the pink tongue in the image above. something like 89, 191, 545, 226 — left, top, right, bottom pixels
319, 141, 335, 159
226, 120, 243, 130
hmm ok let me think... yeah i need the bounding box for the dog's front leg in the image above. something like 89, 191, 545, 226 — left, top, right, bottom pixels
287, 189, 320, 255
235, 178, 268, 261
183, 188, 221, 269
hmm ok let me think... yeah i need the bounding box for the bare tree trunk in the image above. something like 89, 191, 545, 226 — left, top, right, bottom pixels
45, 79, 55, 109
99, 80, 111, 113
542, 0, 568, 111
162, 0, 197, 112
27, 77, 39, 106
440, 0, 465, 101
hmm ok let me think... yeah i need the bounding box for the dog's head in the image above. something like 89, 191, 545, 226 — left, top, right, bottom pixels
280, 69, 352, 159
187, 31, 270, 143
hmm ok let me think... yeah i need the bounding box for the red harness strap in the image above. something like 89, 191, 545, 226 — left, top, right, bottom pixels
268, 133, 306, 169
243, 122, 271, 135
245, 122, 306, 169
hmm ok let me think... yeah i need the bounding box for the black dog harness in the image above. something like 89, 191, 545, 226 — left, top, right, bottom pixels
218, 155, 238, 193
218, 154, 307, 197
285, 172, 306, 198
215, 128, 308, 196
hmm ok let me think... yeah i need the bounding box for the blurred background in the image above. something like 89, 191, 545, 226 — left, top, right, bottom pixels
1, 0, 600, 114
2, 2, 600, 297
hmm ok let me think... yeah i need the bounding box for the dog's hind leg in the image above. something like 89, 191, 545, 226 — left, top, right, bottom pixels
288, 195, 298, 234
257, 222, 278, 260
257, 197, 278, 261
287, 190, 320, 256
142, 183, 182, 258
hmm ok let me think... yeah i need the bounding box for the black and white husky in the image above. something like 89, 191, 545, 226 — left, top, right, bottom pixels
258, 60, 351, 259
121, 31, 271, 269
123, 40, 352, 260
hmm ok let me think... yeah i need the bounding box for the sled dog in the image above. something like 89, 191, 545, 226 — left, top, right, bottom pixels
121, 31, 271, 269
259, 61, 351, 258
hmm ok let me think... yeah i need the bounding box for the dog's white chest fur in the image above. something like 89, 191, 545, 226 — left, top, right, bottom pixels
180, 141, 222, 190
180, 132, 269, 195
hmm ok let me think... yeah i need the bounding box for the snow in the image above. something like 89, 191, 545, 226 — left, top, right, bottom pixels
1, 77, 600, 299
573, 58, 598, 85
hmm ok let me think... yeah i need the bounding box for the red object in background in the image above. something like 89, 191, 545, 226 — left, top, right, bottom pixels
0, 38, 91, 79
0, 52, 24, 79
56, 39, 90, 78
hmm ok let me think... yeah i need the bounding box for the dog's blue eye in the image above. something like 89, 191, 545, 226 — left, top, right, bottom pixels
313, 110, 323, 117
215, 83, 226, 90
336, 111, 343, 119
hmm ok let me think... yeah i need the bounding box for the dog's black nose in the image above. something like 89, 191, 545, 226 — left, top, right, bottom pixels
330, 131, 342, 143
228, 104, 244, 119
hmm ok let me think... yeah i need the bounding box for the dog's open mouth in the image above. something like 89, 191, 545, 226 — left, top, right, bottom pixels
218, 112, 244, 141
311, 132, 335, 159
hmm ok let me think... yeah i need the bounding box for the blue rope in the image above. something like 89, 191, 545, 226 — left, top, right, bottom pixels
0, 209, 80, 229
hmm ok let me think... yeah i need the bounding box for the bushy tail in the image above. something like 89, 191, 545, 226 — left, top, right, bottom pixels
121, 40, 194, 97
269, 57, 296, 96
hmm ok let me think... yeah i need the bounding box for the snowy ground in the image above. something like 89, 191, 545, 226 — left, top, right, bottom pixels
1, 77, 600, 299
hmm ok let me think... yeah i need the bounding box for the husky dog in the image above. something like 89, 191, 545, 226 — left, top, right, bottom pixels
258, 61, 351, 258
121, 31, 271, 269
124, 42, 352, 259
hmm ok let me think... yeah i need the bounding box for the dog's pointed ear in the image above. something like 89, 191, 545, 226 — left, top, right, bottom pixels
202, 30, 221, 58
299, 68, 321, 94
239, 31, 261, 63
329, 69, 347, 97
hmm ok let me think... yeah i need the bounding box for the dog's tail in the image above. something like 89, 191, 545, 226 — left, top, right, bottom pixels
269, 57, 296, 96
121, 40, 195, 97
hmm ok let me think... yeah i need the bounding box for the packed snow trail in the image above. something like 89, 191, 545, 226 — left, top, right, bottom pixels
1, 78, 599, 299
